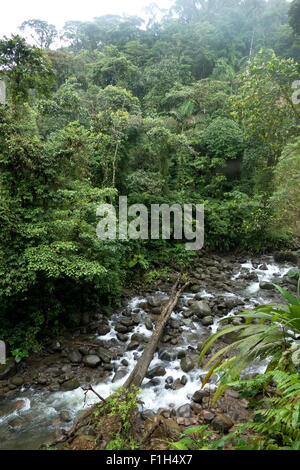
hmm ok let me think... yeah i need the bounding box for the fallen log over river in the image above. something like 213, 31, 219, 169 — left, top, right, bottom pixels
49, 275, 200, 449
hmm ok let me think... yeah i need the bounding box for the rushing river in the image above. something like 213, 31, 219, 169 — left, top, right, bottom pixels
0, 257, 294, 450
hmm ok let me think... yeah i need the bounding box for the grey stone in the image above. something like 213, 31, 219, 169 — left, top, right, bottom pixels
68, 349, 82, 364
176, 404, 191, 418
112, 369, 128, 383
180, 356, 194, 373
147, 293, 169, 308
192, 389, 209, 403
180, 375, 187, 385
259, 281, 274, 290
145, 318, 153, 330
61, 378, 80, 391
127, 341, 141, 351
201, 316, 213, 326
211, 414, 234, 432
190, 301, 211, 317
83, 355, 101, 368
146, 365, 166, 379
165, 376, 174, 385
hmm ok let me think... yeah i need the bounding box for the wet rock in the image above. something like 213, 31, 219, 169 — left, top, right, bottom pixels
201, 410, 215, 423
61, 378, 80, 391
181, 375, 188, 385
246, 272, 259, 281
161, 335, 172, 343
115, 324, 130, 334
146, 365, 166, 379
83, 355, 101, 368
117, 333, 128, 342
192, 389, 209, 404
88, 349, 97, 355
224, 297, 243, 309
145, 318, 153, 331
211, 413, 234, 432
191, 402, 202, 414
120, 317, 134, 327
131, 333, 146, 344
171, 379, 184, 391
112, 369, 128, 383
147, 293, 169, 308
259, 281, 274, 290
141, 409, 156, 420
158, 408, 172, 419
182, 309, 193, 318
176, 404, 191, 418
60, 410, 72, 422
10, 376, 23, 387
201, 316, 213, 326
259, 263, 268, 271
127, 341, 141, 351
68, 349, 82, 364
190, 301, 211, 317
143, 378, 161, 389
98, 324, 110, 336
165, 376, 174, 385
158, 350, 177, 361
121, 359, 129, 366
177, 350, 186, 359
180, 356, 194, 373
97, 347, 113, 363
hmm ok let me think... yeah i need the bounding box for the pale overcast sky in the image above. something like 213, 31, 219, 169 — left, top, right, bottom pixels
0, 0, 173, 38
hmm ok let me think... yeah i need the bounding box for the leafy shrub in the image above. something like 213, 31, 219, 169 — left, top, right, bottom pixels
198, 279, 300, 404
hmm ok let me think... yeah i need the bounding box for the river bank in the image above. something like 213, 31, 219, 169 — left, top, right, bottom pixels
0, 250, 299, 450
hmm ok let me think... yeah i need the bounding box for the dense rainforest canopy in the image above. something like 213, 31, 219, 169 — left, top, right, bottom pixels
1, 0, 300, 353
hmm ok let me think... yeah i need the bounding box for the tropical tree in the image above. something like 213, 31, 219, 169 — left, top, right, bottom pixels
272, 135, 300, 234
289, 0, 300, 36
19, 19, 57, 49
230, 49, 300, 168
0, 35, 53, 113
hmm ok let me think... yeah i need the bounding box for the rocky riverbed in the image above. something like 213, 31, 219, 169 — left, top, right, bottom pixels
0, 251, 299, 450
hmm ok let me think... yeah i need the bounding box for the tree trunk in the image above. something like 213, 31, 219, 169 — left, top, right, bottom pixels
123, 276, 195, 390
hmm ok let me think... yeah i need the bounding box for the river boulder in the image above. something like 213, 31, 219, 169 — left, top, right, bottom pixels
180, 356, 194, 373
83, 355, 101, 368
